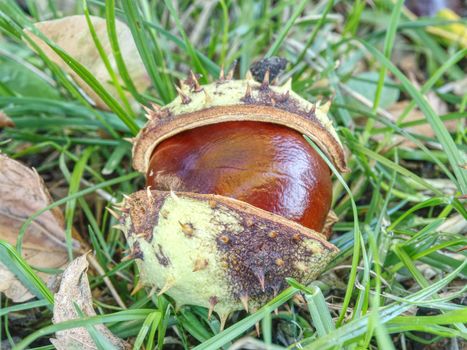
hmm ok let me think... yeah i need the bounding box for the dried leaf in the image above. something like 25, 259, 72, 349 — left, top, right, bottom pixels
26, 15, 150, 111
423, 178, 458, 196
50, 255, 129, 350
0, 154, 77, 302
0, 111, 15, 128
451, 77, 467, 96
375, 100, 458, 148
438, 76, 467, 97
438, 214, 467, 235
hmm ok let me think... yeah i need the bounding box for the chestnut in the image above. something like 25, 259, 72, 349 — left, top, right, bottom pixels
117, 72, 347, 321
147, 121, 332, 232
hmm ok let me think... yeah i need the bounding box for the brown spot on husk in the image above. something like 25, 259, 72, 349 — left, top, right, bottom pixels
155, 244, 171, 267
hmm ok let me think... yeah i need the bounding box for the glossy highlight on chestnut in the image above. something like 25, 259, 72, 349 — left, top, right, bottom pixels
147, 121, 332, 232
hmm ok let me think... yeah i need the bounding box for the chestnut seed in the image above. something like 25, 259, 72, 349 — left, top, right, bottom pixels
147, 121, 332, 232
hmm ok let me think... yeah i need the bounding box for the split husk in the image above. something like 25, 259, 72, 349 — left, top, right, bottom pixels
119, 73, 347, 317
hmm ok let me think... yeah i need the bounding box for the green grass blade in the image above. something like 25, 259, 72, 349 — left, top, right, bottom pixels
305, 136, 363, 327
372, 0, 403, 112
178, 309, 213, 342
0, 241, 54, 304
102, 143, 130, 175
348, 140, 442, 195
389, 308, 467, 326
13, 309, 153, 350
74, 303, 120, 350
360, 40, 467, 193
373, 313, 396, 350
21, 28, 140, 135
265, 0, 308, 58
142, 20, 220, 77
43, 43, 139, 135
194, 287, 298, 350
293, 0, 335, 66
64, 147, 94, 259
397, 49, 467, 123
162, 0, 208, 80
0, 3, 122, 138
287, 279, 337, 338
132, 311, 161, 350
301, 260, 467, 349
145, 307, 161, 350
364, 0, 403, 141
83, 0, 134, 117
105, 0, 147, 106
305, 286, 336, 337
343, 0, 365, 35
120, 0, 173, 102
0, 299, 50, 317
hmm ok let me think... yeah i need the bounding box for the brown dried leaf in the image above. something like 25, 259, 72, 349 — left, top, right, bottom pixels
0, 154, 77, 302
50, 255, 129, 350
438, 214, 467, 235
0, 111, 15, 128
26, 15, 150, 111
438, 76, 467, 97
376, 100, 458, 148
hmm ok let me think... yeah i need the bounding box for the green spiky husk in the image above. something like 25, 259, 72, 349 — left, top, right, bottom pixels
119, 190, 339, 317
132, 77, 348, 174
120, 75, 347, 318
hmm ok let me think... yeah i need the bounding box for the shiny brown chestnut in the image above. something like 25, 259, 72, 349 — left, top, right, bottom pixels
147, 121, 332, 232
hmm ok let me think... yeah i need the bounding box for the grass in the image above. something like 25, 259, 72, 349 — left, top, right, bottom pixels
0, 0, 466, 349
